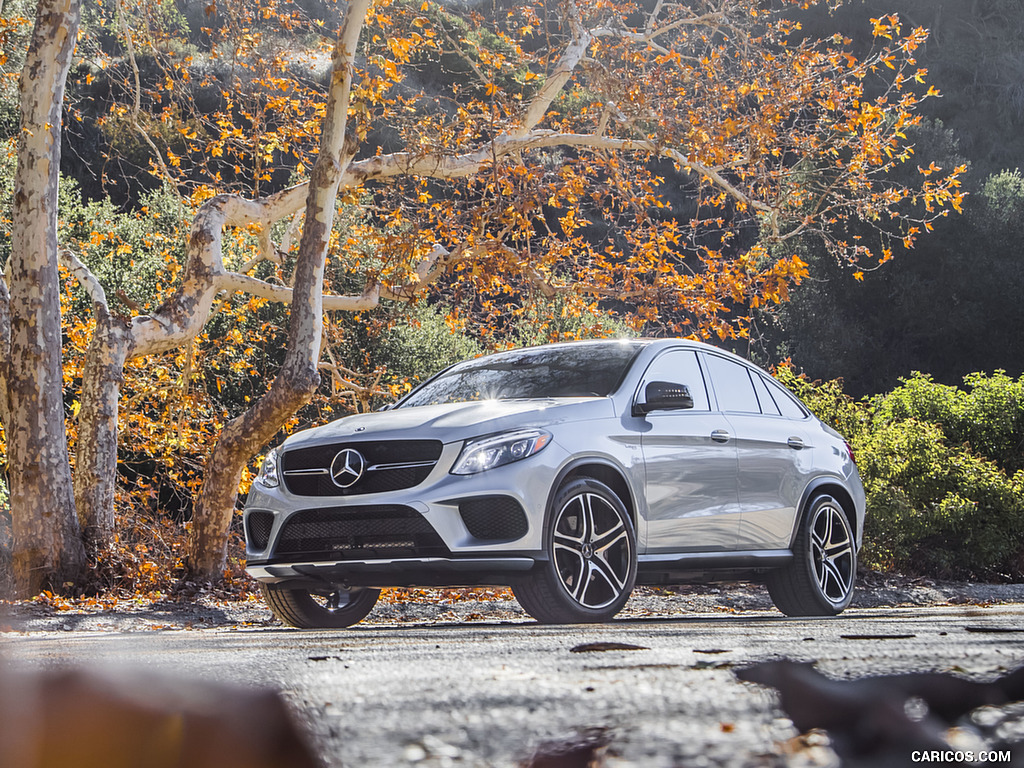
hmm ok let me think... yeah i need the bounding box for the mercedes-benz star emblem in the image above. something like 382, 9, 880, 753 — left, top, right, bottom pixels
330, 448, 366, 488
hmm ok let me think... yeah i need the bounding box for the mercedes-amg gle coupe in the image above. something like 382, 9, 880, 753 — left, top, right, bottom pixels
244, 339, 865, 628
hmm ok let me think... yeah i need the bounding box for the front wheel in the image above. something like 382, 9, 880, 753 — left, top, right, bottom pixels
513, 478, 637, 624
261, 584, 381, 629
767, 494, 857, 616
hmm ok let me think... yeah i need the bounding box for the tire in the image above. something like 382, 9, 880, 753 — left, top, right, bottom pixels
513, 477, 637, 624
767, 494, 857, 617
261, 584, 381, 629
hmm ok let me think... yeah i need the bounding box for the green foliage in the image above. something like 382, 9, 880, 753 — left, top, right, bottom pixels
875, 372, 1024, 475
0, 0, 34, 141
778, 369, 1024, 579
980, 168, 1024, 226
58, 178, 191, 315
859, 418, 1024, 577
373, 303, 484, 386
511, 295, 637, 348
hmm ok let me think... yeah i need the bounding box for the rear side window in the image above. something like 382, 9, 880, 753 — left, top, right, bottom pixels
751, 373, 782, 416
705, 355, 760, 413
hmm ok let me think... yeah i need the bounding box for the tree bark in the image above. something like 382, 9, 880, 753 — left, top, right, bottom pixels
75, 307, 131, 545
185, 0, 372, 581
7, 0, 86, 595
0, 275, 11, 431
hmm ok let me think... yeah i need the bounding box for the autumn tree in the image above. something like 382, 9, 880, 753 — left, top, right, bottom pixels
0, 0, 964, 590
0, 0, 87, 595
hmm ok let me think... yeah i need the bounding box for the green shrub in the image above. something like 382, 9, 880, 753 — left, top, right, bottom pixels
373, 303, 484, 387
778, 369, 1024, 579
858, 418, 1024, 577
874, 371, 1024, 475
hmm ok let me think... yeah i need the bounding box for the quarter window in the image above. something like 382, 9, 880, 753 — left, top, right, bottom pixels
763, 376, 809, 419
639, 350, 710, 411
705, 355, 760, 413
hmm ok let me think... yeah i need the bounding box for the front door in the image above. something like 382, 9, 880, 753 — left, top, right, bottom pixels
637, 349, 740, 553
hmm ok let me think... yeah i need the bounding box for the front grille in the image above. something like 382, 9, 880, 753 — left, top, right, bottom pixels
245, 511, 274, 550
274, 505, 449, 560
282, 440, 443, 497
459, 496, 529, 541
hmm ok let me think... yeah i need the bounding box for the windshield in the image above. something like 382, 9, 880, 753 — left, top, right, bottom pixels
398, 342, 645, 408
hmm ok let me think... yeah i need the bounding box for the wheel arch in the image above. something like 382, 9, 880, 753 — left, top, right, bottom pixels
791, 479, 860, 549
545, 458, 638, 531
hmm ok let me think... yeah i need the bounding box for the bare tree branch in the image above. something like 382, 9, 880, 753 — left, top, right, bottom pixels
116, 0, 183, 201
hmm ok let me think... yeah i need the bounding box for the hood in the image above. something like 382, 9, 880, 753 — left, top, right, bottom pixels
284, 398, 615, 449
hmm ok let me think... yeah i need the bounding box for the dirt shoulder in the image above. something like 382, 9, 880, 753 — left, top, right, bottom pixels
4, 573, 1024, 635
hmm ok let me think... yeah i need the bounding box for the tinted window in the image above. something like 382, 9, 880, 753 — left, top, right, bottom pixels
639, 350, 710, 411
705, 355, 759, 413
751, 372, 782, 416
400, 342, 644, 407
764, 377, 809, 419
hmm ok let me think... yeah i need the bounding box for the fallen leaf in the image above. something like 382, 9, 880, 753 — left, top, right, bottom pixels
570, 642, 649, 653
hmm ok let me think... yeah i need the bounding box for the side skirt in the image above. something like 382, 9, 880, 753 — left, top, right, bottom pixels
636, 549, 793, 585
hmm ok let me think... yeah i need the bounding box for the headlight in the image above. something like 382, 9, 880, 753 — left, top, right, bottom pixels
451, 430, 552, 475
255, 448, 280, 487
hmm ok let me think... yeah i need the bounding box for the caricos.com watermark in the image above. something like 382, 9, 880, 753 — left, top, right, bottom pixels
911, 750, 1012, 764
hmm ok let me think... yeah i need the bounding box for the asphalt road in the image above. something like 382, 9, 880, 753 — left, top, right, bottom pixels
5, 605, 1024, 767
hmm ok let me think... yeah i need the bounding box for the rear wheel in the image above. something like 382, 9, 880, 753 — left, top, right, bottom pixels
261, 584, 381, 629
513, 478, 636, 624
767, 494, 856, 616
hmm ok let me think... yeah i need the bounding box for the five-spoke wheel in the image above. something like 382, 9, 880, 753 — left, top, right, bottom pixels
768, 494, 856, 616
513, 477, 636, 623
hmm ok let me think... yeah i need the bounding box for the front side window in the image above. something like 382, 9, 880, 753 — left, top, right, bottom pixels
399, 342, 645, 408
638, 349, 710, 411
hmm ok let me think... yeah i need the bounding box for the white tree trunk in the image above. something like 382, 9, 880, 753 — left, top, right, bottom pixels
75, 310, 131, 544
7, 0, 86, 595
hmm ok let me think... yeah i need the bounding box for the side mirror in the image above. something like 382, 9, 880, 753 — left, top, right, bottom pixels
633, 381, 694, 416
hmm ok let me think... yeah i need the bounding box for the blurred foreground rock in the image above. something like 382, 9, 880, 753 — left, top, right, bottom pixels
0, 663, 320, 768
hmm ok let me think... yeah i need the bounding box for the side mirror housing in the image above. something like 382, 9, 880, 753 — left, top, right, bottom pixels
633, 381, 695, 416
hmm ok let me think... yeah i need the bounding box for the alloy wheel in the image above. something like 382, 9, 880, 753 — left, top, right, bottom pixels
809, 502, 855, 605
552, 491, 633, 609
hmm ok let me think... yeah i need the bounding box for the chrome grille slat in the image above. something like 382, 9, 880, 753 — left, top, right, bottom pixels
281, 440, 443, 496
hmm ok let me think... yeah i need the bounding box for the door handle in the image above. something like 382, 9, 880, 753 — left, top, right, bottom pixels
710, 429, 730, 443
787, 437, 805, 450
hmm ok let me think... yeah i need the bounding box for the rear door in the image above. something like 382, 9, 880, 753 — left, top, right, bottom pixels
637, 349, 740, 553
703, 354, 814, 551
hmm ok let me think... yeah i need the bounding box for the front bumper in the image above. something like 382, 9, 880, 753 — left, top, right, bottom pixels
244, 440, 569, 587
246, 556, 540, 589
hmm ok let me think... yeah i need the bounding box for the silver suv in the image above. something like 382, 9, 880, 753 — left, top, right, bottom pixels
244, 339, 865, 628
